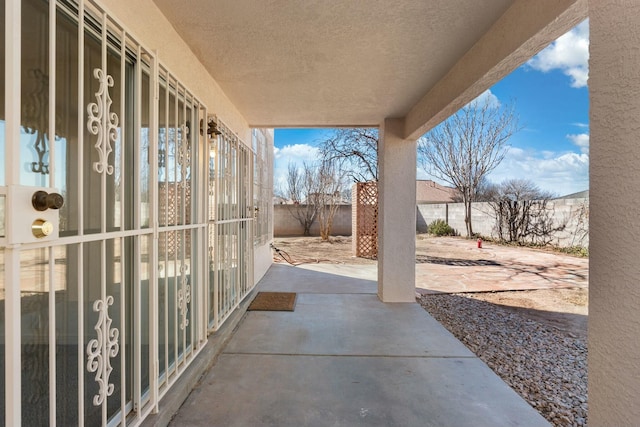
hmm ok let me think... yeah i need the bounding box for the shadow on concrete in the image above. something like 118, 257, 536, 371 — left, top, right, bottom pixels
416, 254, 501, 266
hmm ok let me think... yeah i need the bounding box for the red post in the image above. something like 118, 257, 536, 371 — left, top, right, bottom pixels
477, 238, 482, 249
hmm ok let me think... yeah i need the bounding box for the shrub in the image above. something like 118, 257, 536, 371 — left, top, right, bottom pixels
557, 245, 589, 257
427, 219, 456, 237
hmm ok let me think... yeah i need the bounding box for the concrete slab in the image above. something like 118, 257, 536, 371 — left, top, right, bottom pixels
169, 263, 550, 427
258, 263, 377, 294
297, 263, 378, 282
171, 354, 548, 427
228, 293, 473, 357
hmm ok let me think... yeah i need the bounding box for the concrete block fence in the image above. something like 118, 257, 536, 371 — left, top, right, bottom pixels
274, 198, 589, 248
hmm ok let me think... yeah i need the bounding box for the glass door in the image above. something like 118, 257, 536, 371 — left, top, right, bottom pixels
1, 0, 158, 425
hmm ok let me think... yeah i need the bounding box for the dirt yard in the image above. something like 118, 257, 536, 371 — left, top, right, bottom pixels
271, 235, 588, 337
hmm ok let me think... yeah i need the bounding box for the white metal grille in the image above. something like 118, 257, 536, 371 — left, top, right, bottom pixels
208, 119, 255, 330
0, 0, 262, 424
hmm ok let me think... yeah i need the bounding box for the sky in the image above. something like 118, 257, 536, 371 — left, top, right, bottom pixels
274, 20, 589, 197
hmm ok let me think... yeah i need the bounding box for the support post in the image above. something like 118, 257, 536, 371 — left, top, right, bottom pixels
589, 1, 640, 424
377, 118, 416, 302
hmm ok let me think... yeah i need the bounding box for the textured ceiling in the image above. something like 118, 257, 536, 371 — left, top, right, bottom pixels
151, 0, 562, 128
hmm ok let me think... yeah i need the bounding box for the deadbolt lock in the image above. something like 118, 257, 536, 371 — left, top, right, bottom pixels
32, 218, 54, 238
32, 190, 64, 211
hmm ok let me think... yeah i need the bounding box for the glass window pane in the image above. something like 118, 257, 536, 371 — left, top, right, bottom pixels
21, 0, 49, 187
157, 231, 167, 383
83, 240, 102, 425
21, 247, 50, 426
140, 234, 151, 399
158, 83, 167, 227
0, 247, 5, 423
140, 71, 151, 228
55, 244, 79, 425
83, 30, 103, 234
106, 49, 122, 233
56, 6, 80, 236
0, 0, 5, 186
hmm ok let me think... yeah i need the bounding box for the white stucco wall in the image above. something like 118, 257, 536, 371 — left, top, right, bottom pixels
589, 1, 640, 424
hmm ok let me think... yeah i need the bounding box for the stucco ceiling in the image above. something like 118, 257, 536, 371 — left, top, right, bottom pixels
152, 0, 585, 130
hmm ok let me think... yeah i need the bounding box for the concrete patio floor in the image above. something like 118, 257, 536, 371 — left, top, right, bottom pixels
168, 263, 550, 427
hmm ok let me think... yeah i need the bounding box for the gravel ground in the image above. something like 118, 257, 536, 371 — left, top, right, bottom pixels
418, 293, 588, 427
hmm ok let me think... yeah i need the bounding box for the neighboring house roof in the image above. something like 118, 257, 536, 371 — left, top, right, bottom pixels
555, 190, 589, 200
273, 196, 290, 204
416, 180, 458, 203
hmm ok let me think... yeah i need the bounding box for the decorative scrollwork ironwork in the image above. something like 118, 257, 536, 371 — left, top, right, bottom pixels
86, 295, 119, 406
87, 68, 118, 175
178, 264, 191, 330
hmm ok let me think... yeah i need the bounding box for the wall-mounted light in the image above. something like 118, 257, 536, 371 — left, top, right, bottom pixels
200, 116, 223, 137
208, 117, 222, 137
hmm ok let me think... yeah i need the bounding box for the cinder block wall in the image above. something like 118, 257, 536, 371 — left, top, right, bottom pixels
274, 204, 352, 237
417, 198, 590, 247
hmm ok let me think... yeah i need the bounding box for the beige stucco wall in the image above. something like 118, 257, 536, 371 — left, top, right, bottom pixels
589, 1, 640, 424
378, 119, 416, 302
101, 0, 273, 286
417, 198, 589, 247
102, 0, 249, 140
273, 205, 352, 237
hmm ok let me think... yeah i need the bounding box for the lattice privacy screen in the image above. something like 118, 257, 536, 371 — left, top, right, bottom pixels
352, 181, 378, 258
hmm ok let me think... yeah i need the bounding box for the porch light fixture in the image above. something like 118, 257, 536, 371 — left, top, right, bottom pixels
207, 117, 222, 137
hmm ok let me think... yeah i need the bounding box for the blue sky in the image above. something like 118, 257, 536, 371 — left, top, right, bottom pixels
274, 20, 589, 197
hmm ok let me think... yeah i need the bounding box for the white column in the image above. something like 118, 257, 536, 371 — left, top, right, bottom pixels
589, 1, 640, 424
377, 118, 416, 302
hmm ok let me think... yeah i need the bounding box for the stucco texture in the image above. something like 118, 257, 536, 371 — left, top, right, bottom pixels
588, 1, 640, 425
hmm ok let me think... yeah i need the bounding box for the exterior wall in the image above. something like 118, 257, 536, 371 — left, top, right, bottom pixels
102, 0, 249, 140
273, 205, 352, 237
253, 129, 275, 284
589, 1, 640, 424
417, 198, 590, 247
101, 0, 272, 286
3, 2, 273, 425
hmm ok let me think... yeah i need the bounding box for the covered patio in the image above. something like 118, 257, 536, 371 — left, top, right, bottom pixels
4, 0, 640, 424
163, 263, 548, 427
142, 0, 636, 424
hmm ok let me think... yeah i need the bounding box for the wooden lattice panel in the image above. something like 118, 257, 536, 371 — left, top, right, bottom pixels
353, 182, 378, 258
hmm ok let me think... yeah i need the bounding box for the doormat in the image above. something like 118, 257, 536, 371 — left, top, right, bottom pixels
248, 292, 297, 312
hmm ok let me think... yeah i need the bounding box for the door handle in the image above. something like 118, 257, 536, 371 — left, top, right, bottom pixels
32, 190, 64, 211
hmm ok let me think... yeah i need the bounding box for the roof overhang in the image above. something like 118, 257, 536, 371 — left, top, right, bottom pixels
152, 0, 587, 137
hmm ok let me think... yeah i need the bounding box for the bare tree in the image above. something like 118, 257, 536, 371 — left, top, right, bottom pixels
315, 159, 348, 240
283, 162, 320, 236
319, 128, 378, 182
282, 160, 349, 238
489, 179, 566, 245
418, 96, 520, 237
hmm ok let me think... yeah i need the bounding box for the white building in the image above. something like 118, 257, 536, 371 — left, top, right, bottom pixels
0, 0, 637, 425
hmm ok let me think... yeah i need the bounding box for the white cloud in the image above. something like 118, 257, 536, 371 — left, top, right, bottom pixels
489, 146, 589, 196
567, 133, 590, 154
527, 20, 589, 88
467, 89, 500, 109
274, 143, 320, 161
273, 143, 321, 193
